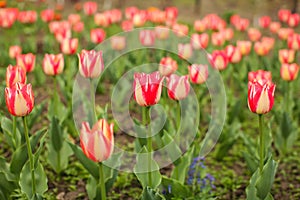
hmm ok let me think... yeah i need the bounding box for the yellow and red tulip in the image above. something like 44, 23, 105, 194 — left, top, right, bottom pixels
191, 33, 209, 49
132, 10, 147, 27
287, 33, 300, 50
269, 21, 281, 33
194, 19, 207, 32
16, 53, 35, 72
254, 41, 269, 56
83, 1, 97, 16
9, 45, 22, 59
78, 50, 104, 78
178, 43, 193, 60
6, 65, 26, 87
210, 50, 228, 71
5, 82, 34, 117
159, 57, 178, 76
110, 36, 126, 51
166, 74, 190, 100
133, 71, 164, 107
287, 13, 299, 28
277, 28, 294, 40
280, 63, 299, 81
211, 32, 225, 46
188, 64, 208, 84
278, 9, 291, 23
278, 49, 295, 64
42, 53, 64, 76
40, 9, 55, 22
90, 28, 106, 44
225, 45, 242, 64
139, 30, 155, 46
80, 119, 114, 162
60, 38, 78, 55
94, 12, 111, 27
172, 23, 188, 37
248, 28, 261, 42
237, 40, 252, 56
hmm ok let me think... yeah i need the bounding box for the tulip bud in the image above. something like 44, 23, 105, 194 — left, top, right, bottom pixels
278, 28, 294, 40
254, 41, 269, 56
287, 13, 299, 28
60, 38, 78, 55
80, 119, 114, 162
5, 82, 34, 117
248, 80, 275, 114
16, 53, 35, 72
78, 50, 104, 78
133, 71, 164, 107
42, 53, 64, 76
188, 64, 208, 84
6, 65, 26, 87
194, 19, 207, 32
269, 22, 281, 33
40, 9, 55, 22
167, 74, 190, 100
280, 63, 299, 81
287, 34, 300, 50
159, 57, 178, 76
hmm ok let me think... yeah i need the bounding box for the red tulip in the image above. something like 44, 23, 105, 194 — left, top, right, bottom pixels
18, 10, 37, 24
80, 119, 114, 162
178, 43, 193, 59
237, 40, 252, 56
278, 9, 290, 23
68, 13, 81, 25
90, 28, 106, 44
155, 26, 169, 40
83, 1, 97, 16
60, 38, 78, 55
261, 37, 275, 51
133, 71, 164, 107
194, 19, 207, 32
234, 18, 249, 31
248, 28, 261, 42
225, 45, 242, 64
269, 21, 281, 33
254, 41, 269, 56
259, 16, 271, 28
121, 20, 133, 31
287, 13, 299, 28
40, 9, 55, 22
188, 64, 208, 84
248, 70, 272, 85
110, 36, 126, 51
72, 21, 84, 33
191, 33, 209, 49
6, 65, 26, 87
54, 26, 71, 43
125, 6, 139, 20
94, 12, 111, 27
132, 10, 147, 27
42, 53, 64, 76
280, 63, 299, 81
78, 50, 104, 78
230, 14, 240, 26
139, 30, 155, 46
165, 6, 178, 21
166, 74, 190, 100
5, 82, 34, 117
287, 33, 300, 50
0, 8, 18, 28
278, 49, 295, 64
211, 32, 225, 46
159, 57, 178, 76
210, 50, 228, 71
278, 28, 294, 40
9, 45, 22, 59
16, 53, 35, 72
148, 9, 166, 24
222, 28, 234, 41
248, 79, 275, 114
172, 23, 188, 37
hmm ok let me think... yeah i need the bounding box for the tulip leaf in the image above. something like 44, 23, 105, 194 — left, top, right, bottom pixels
19, 161, 48, 199
10, 129, 47, 175
134, 146, 162, 189
161, 176, 189, 198
68, 142, 99, 179
0, 157, 18, 198
49, 116, 63, 152
161, 130, 182, 162
27, 102, 45, 130
102, 152, 123, 182
1, 116, 21, 149
140, 186, 165, 200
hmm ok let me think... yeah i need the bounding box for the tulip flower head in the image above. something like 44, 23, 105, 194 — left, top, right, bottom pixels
6, 65, 26, 88
83, 1, 97, 16
139, 30, 155, 46
191, 33, 209, 49
278, 9, 291, 23
80, 119, 114, 162
287, 34, 300, 50
259, 16, 271, 28
90, 28, 106, 44
188, 64, 208, 84
40, 9, 55, 22
110, 36, 126, 51
210, 50, 228, 71
178, 43, 193, 59
42, 53, 64, 76
248, 70, 272, 85
16, 53, 35, 72
225, 45, 242, 64
78, 50, 104, 78
167, 74, 190, 100
278, 49, 295, 64
5, 82, 34, 117
60, 38, 78, 55
133, 71, 164, 107
155, 26, 170, 40
159, 57, 178, 76
280, 63, 299, 81
237, 40, 252, 56
9, 45, 22, 59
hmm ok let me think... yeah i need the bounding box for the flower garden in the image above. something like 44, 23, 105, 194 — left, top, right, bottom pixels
0, 0, 300, 199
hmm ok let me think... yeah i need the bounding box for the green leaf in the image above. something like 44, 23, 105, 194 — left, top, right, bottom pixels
49, 116, 63, 152
161, 131, 182, 162
19, 161, 48, 199
242, 152, 258, 174
1, 116, 21, 149
86, 176, 97, 200
10, 129, 47, 175
141, 186, 165, 200
102, 152, 123, 182
280, 112, 293, 140
27, 103, 45, 130
0, 157, 17, 198
161, 176, 189, 198
134, 146, 162, 189
68, 142, 99, 179
47, 90, 68, 122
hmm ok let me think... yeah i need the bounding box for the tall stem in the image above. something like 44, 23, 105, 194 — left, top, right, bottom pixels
259, 114, 264, 172
23, 116, 36, 195
146, 107, 152, 187
99, 162, 106, 200
12, 116, 17, 149
90, 78, 97, 124
285, 82, 290, 112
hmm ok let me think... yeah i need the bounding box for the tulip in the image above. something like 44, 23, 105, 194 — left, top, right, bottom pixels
94, 12, 111, 27
261, 37, 275, 52
234, 18, 249, 31
40, 9, 55, 22
172, 23, 188, 37
225, 45, 242, 64
5, 82, 34, 117
277, 28, 294, 40
60, 38, 78, 55
83, 1, 97, 16
287, 13, 299, 28
78, 50, 104, 79
269, 21, 281, 33
54, 26, 72, 43
9, 45, 22, 59
133, 71, 164, 107
248, 28, 261, 42
259, 16, 271, 28
158, 57, 178, 76
211, 32, 225, 46
230, 14, 240, 26
248, 70, 272, 85
121, 20, 133, 31
0, 8, 17, 28
6, 65, 26, 87
110, 36, 126, 51
108, 9, 122, 23
16, 53, 35, 72
188, 64, 208, 84
18, 10, 37, 24
90, 28, 106, 44
278, 9, 291, 23
42, 53, 64, 76
80, 119, 114, 162
49, 20, 71, 34
132, 10, 147, 27
155, 26, 169, 40
139, 30, 155, 46
165, 6, 178, 21
191, 33, 209, 49
278, 49, 295, 64
125, 6, 139, 20
72, 21, 84, 33
254, 41, 269, 56
194, 19, 207, 32
287, 34, 300, 50
222, 28, 234, 41
166, 74, 190, 100
210, 50, 228, 71
178, 43, 193, 59
237, 40, 252, 56
148, 9, 166, 24
248, 80, 275, 114
280, 63, 299, 81
68, 13, 81, 25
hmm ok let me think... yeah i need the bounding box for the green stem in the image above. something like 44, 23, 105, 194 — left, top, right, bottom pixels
176, 101, 181, 130
146, 107, 152, 188
12, 116, 17, 149
23, 116, 36, 195
90, 78, 97, 124
259, 114, 264, 173
99, 162, 107, 200
285, 82, 290, 112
